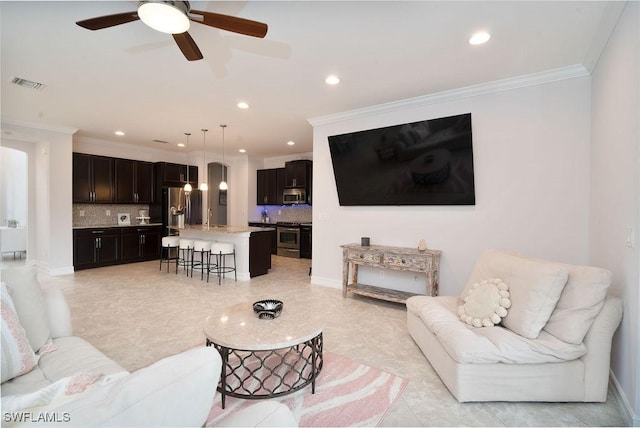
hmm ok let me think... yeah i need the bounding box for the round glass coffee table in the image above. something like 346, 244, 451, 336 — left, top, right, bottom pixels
203, 301, 323, 409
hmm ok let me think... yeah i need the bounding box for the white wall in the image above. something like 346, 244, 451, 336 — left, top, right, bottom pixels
310, 70, 592, 294
589, 2, 639, 425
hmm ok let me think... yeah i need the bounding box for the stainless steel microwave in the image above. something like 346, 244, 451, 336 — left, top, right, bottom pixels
283, 188, 306, 205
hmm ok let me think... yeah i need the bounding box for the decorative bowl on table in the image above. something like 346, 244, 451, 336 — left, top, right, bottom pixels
253, 299, 283, 319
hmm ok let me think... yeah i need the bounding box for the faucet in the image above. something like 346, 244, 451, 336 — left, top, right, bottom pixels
206, 207, 213, 228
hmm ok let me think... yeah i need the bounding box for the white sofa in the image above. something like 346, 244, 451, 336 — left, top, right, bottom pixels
406, 249, 623, 402
1, 267, 297, 427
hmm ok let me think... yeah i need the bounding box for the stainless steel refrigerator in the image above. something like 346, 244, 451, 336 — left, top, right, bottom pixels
150, 187, 202, 236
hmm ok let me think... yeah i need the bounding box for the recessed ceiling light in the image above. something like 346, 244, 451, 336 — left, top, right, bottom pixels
287, 141, 295, 146
239, 149, 246, 153
325, 75, 340, 85
114, 131, 125, 136
177, 143, 185, 147
237, 102, 249, 109
469, 31, 491, 45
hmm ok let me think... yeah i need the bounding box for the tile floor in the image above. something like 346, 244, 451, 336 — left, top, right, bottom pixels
3, 256, 627, 426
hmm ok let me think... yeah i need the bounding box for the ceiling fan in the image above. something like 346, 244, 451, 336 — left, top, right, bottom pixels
76, 1, 268, 61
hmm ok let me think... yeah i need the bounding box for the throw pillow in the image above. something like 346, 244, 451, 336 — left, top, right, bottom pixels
463, 250, 568, 339
2, 267, 51, 352
541, 263, 612, 344
1, 282, 38, 383
458, 278, 511, 327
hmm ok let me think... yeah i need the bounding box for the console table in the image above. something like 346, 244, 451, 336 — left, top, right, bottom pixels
341, 244, 441, 303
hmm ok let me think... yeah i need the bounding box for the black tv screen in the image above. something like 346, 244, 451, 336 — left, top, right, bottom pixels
328, 113, 475, 206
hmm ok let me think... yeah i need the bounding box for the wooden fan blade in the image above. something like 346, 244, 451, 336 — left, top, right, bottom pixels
172, 32, 203, 61
190, 10, 268, 38
76, 12, 139, 30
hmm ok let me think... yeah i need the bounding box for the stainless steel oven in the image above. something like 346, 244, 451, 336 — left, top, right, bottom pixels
276, 223, 301, 258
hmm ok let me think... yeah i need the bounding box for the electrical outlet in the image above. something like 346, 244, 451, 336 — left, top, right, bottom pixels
79, 210, 85, 217
106, 210, 111, 216
626, 227, 635, 248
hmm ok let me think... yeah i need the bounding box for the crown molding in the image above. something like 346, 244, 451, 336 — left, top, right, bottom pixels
74, 136, 185, 161
308, 64, 590, 127
1, 117, 78, 135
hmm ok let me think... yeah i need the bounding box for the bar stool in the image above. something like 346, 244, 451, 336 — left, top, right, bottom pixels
191, 240, 213, 281
159, 236, 180, 272
177, 239, 194, 276
209, 242, 237, 285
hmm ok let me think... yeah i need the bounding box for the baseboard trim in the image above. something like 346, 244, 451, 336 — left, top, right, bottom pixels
48, 265, 74, 276
311, 276, 341, 289
609, 369, 636, 427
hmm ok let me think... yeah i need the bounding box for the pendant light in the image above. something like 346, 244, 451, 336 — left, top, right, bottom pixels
199, 128, 208, 191
183, 132, 192, 193
219, 124, 228, 191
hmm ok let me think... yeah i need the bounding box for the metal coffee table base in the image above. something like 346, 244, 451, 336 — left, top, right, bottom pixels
207, 332, 323, 409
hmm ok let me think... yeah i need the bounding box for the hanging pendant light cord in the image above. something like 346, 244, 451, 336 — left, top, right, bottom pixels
218, 124, 228, 191
200, 129, 209, 192
221, 124, 226, 182
185, 132, 190, 183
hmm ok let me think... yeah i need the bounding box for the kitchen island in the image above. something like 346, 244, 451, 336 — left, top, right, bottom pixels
169, 225, 274, 280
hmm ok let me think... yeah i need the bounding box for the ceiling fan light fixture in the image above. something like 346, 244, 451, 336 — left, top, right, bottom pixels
138, 1, 190, 34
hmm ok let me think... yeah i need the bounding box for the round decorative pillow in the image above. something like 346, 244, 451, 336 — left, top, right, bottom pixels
458, 278, 511, 327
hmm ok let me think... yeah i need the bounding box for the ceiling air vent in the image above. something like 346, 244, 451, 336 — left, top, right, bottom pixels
152, 139, 169, 144
10, 77, 46, 90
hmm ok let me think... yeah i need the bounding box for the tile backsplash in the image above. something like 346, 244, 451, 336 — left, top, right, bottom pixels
253, 205, 312, 224
73, 204, 151, 227
74, 203, 312, 227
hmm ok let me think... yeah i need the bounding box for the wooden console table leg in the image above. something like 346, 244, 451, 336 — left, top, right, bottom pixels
342, 255, 349, 297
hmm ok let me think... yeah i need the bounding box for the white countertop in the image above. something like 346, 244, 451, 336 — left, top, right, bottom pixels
169, 224, 274, 234
73, 223, 163, 229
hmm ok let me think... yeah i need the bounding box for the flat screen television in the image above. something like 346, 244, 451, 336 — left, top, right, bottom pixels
328, 113, 475, 206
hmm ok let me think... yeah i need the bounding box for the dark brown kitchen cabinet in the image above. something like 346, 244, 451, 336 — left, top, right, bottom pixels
115, 159, 154, 204
284, 160, 312, 189
73, 228, 120, 270
300, 225, 312, 259
155, 162, 198, 187
73, 153, 114, 203
120, 226, 161, 262
249, 223, 278, 254
256, 168, 285, 206
276, 168, 285, 204
249, 230, 272, 277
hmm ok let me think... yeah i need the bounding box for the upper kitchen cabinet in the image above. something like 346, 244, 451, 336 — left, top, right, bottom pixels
155, 162, 198, 188
284, 160, 312, 189
73, 153, 114, 203
257, 168, 285, 205
115, 159, 154, 204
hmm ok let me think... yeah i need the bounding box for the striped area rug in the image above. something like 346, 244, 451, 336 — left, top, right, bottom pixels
206, 352, 407, 427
